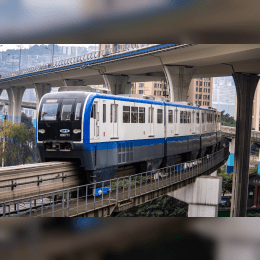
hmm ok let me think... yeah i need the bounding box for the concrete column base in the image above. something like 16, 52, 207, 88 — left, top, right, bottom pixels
7, 86, 26, 123
168, 176, 222, 217
188, 204, 218, 217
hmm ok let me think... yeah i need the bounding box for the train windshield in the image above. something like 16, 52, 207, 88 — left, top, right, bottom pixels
41, 100, 59, 121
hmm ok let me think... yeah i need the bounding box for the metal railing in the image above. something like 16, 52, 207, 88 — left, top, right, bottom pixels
1, 44, 157, 79
0, 146, 229, 217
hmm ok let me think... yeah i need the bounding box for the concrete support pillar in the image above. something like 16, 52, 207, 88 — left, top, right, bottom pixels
6, 87, 26, 123
226, 137, 235, 173
163, 65, 195, 102
102, 74, 130, 94
231, 73, 259, 217
63, 79, 85, 86
34, 83, 52, 127
168, 176, 222, 217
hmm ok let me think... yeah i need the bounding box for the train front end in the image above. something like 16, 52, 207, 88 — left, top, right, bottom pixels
36, 91, 89, 166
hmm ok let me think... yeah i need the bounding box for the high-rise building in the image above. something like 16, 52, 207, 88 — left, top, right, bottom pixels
212, 76, 236, 116
131, 81, 169, 98
188, 78, 213, 106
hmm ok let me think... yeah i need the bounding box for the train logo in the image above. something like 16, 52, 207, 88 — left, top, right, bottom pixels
60, 129, 70, 133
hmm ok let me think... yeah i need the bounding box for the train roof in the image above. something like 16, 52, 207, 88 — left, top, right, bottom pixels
43, 91, 218, 112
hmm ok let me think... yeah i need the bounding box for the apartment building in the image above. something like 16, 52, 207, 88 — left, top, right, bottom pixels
131, 81, 169, 98
188, 78, 213, 106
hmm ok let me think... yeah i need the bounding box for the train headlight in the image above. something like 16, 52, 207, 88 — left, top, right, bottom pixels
73, 129, 81, 134
38, 129, 45, 134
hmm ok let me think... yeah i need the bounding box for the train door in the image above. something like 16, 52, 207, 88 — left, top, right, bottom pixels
148, 105, 154, 136
200, 111, 206, 134
111, 101, 118, 138
91, 101, 100, 139
192, 110, 196, 134
175, 108, 179, 135
205, 112, 207, 132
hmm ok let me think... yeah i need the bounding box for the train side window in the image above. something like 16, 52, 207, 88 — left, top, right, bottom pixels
110, 104, 117, 123
168, 110, 173, 123
103, 104, 106, 123
75, 103, 82, 120
139, 107, 145, 123
202, 113, 204, 123
183, 111, 187, 123
215, 114, 217, 123
180, 111, 183, 123
157, 109, 163, 123
123, 106, 130, 123
187, 112, 191, 123
131, 107, 138, 123
196, 112, 199, 123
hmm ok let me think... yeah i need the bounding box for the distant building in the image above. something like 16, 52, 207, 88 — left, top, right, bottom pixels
188, 78, 213, 106
212, 76, 236, 116
131, 81, 169, 98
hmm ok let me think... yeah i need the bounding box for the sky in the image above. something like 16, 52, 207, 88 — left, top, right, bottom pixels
0, 44, 94, 51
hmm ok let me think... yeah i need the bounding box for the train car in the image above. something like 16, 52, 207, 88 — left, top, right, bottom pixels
36, 89, 222, 185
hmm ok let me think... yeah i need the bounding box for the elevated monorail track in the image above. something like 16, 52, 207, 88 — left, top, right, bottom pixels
0, 162, 80, 202
0, 146, 229, 217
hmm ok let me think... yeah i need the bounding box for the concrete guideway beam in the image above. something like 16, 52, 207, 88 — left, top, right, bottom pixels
163, 65, 195, 102
7, 87, 26, 123
231, 73, 260, 217
102, 74, 131, 95
168, 175, 222, 217
63, 79, 85, 86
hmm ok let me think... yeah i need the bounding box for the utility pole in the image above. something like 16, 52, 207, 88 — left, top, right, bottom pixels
19, 45, 22, 72
52, 44, 54, 64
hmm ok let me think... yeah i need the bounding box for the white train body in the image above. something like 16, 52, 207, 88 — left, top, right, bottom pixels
37, 91, 222, 184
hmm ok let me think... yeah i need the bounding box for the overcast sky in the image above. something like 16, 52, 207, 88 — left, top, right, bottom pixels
0, 44, 95, 51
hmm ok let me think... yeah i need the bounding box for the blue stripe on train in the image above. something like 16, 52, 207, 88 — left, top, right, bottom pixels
83, 132, 217, 151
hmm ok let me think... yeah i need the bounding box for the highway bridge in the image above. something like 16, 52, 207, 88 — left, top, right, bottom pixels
0, 98, 36, 110
221, 125, 260, 144
0, 146, 229, 217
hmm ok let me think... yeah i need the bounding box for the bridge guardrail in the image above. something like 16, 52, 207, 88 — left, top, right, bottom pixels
1, 44, 158, 79
0, 146, 229, 217
221, 125, 260, 141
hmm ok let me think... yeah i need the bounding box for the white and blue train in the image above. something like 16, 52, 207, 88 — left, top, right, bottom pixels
36, 90, 222, 184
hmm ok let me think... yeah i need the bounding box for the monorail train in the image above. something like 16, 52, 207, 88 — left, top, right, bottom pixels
36, 90, 222, 185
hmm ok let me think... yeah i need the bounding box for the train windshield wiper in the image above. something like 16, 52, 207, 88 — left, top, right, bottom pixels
42, 112, 50, 127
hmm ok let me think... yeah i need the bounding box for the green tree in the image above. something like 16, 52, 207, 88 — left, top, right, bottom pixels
118, 195, 188, 217
218, 168, 233, 196
21, 112, 33, 129
0, 121, 39, 166
221, 111, 236, 127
